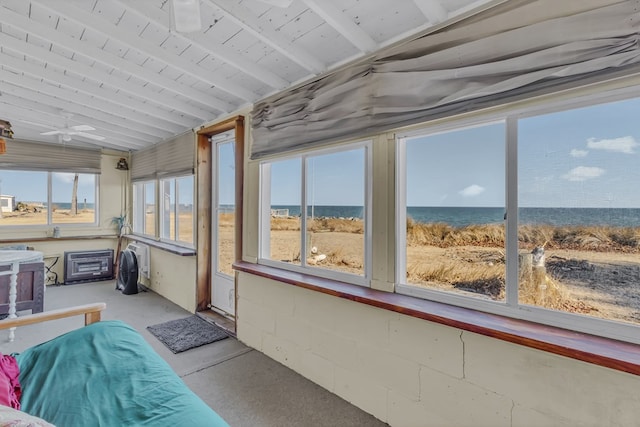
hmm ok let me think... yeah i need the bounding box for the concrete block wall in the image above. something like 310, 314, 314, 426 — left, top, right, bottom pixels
237, 272, 640, 426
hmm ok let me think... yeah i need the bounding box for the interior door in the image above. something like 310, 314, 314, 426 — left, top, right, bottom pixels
211, 133, 236, 316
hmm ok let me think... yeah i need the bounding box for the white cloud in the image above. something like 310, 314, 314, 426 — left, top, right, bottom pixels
55, 173, 76, 184
587, 136, 638, 154
561, 166, 605, 182
459, 184, 485, 197
570, 149, 588, 158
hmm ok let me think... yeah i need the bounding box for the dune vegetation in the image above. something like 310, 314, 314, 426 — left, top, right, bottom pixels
265, 215, 640, 323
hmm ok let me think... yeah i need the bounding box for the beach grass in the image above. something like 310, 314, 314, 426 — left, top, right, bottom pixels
3, 210, 638, 322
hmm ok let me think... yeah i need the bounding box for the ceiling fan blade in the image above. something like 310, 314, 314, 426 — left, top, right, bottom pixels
75, 132, 106, 141
70, 124, 95, 132
41, 130, 62, 136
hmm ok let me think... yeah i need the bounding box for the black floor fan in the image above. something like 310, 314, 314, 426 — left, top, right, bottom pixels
116, 249, 139, 295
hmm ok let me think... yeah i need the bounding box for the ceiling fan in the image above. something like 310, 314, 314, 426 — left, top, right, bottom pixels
39, 113, 105, 142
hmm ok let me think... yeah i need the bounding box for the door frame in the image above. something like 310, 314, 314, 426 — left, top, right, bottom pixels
195, 116, 244, 314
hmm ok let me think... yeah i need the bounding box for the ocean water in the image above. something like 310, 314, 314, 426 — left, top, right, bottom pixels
271, 205, 640, 228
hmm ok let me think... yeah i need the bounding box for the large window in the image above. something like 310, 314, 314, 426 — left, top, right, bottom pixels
400, 123, 506, 302
260, 143, 371, 284
134, 176, 194, 246
0, 171, 97, 226
397, 94, 640, 343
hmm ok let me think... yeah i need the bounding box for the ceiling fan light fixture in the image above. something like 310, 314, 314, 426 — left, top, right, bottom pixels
171, 0, 202, 33
62, 134, 72, 142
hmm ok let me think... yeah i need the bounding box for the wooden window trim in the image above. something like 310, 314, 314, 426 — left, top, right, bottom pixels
196, 116, 244, 312
234, 261, 640, 376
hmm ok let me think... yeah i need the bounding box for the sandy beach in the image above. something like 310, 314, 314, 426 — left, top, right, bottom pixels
4, 209, 638, 326
264, 217, 640, 326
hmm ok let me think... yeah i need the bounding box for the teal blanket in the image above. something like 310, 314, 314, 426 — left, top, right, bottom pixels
16, 320, 229, 427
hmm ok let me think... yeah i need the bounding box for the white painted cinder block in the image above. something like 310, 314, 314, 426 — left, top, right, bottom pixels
299, 351, 335, 392
275, 312, 313, 350
262, 332, 303, 372
292, 288, 341, 329
388, 390, 449, 427
463, 331, 640, 425
310, 327, 358, 371
236, 319, 263, 351
419, 366, 512, 427
328, 298, 395, 349
389, 314, 464, 378
237, 274, 640, 426
237, 297, 276, 334
511, 405, 576, 427
356, 341, 421, 399
334, 365, 389, 422
256, 277, 296, 316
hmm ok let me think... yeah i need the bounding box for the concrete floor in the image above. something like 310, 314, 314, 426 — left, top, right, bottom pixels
0, 281, 388, 427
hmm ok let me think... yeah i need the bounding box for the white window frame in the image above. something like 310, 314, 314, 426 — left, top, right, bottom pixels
258, 141, 373, 287
132, 180, 156, 238
159, 174, 195, 248
396, 86, 640, 345
0, 170, 99, 228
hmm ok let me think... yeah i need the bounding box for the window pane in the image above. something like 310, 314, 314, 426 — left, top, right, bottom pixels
51, 173, 96, 224
160, 179, 175, 240
217, 142, 235, 276
176, 176, 194, 245
145, 181, 156, 236
268, 158, 301, 265
132, 182, 144, 233
0, 171, 47, 226
306, 148, 365, 275
404, 123, 506, 301
518, 98, 640, 326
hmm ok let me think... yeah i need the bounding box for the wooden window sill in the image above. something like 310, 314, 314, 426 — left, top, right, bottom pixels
233, 261, 640, 376
123, 235, 196, 256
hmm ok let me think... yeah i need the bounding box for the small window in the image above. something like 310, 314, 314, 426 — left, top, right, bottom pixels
132, 180, 156, 237
260, 143, 370, 284
160, 175, 194, 246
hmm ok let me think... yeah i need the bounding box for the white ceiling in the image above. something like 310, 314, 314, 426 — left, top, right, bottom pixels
0, 0, 498, 152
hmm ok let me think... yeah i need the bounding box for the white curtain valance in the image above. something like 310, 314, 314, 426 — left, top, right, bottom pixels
251, 0, 640, 159
131, 131, 195, 181
0, 139, 101, 173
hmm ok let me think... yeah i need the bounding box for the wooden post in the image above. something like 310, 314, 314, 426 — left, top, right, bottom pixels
519, 252, 532, 283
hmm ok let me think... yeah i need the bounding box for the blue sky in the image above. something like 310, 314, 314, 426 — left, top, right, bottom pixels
217, 141, 236, 205
408, 96, 640, 208
270, 148, 365, 206
266, 96, 639, 209
2, 97, 638, 210
0, 171, 95, 204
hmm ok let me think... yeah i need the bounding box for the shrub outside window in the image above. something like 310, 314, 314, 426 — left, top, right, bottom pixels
259, 142, 371, 285
397, 94, 640, 344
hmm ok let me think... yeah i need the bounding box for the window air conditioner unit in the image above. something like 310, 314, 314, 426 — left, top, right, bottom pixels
126, 242, 150, 279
